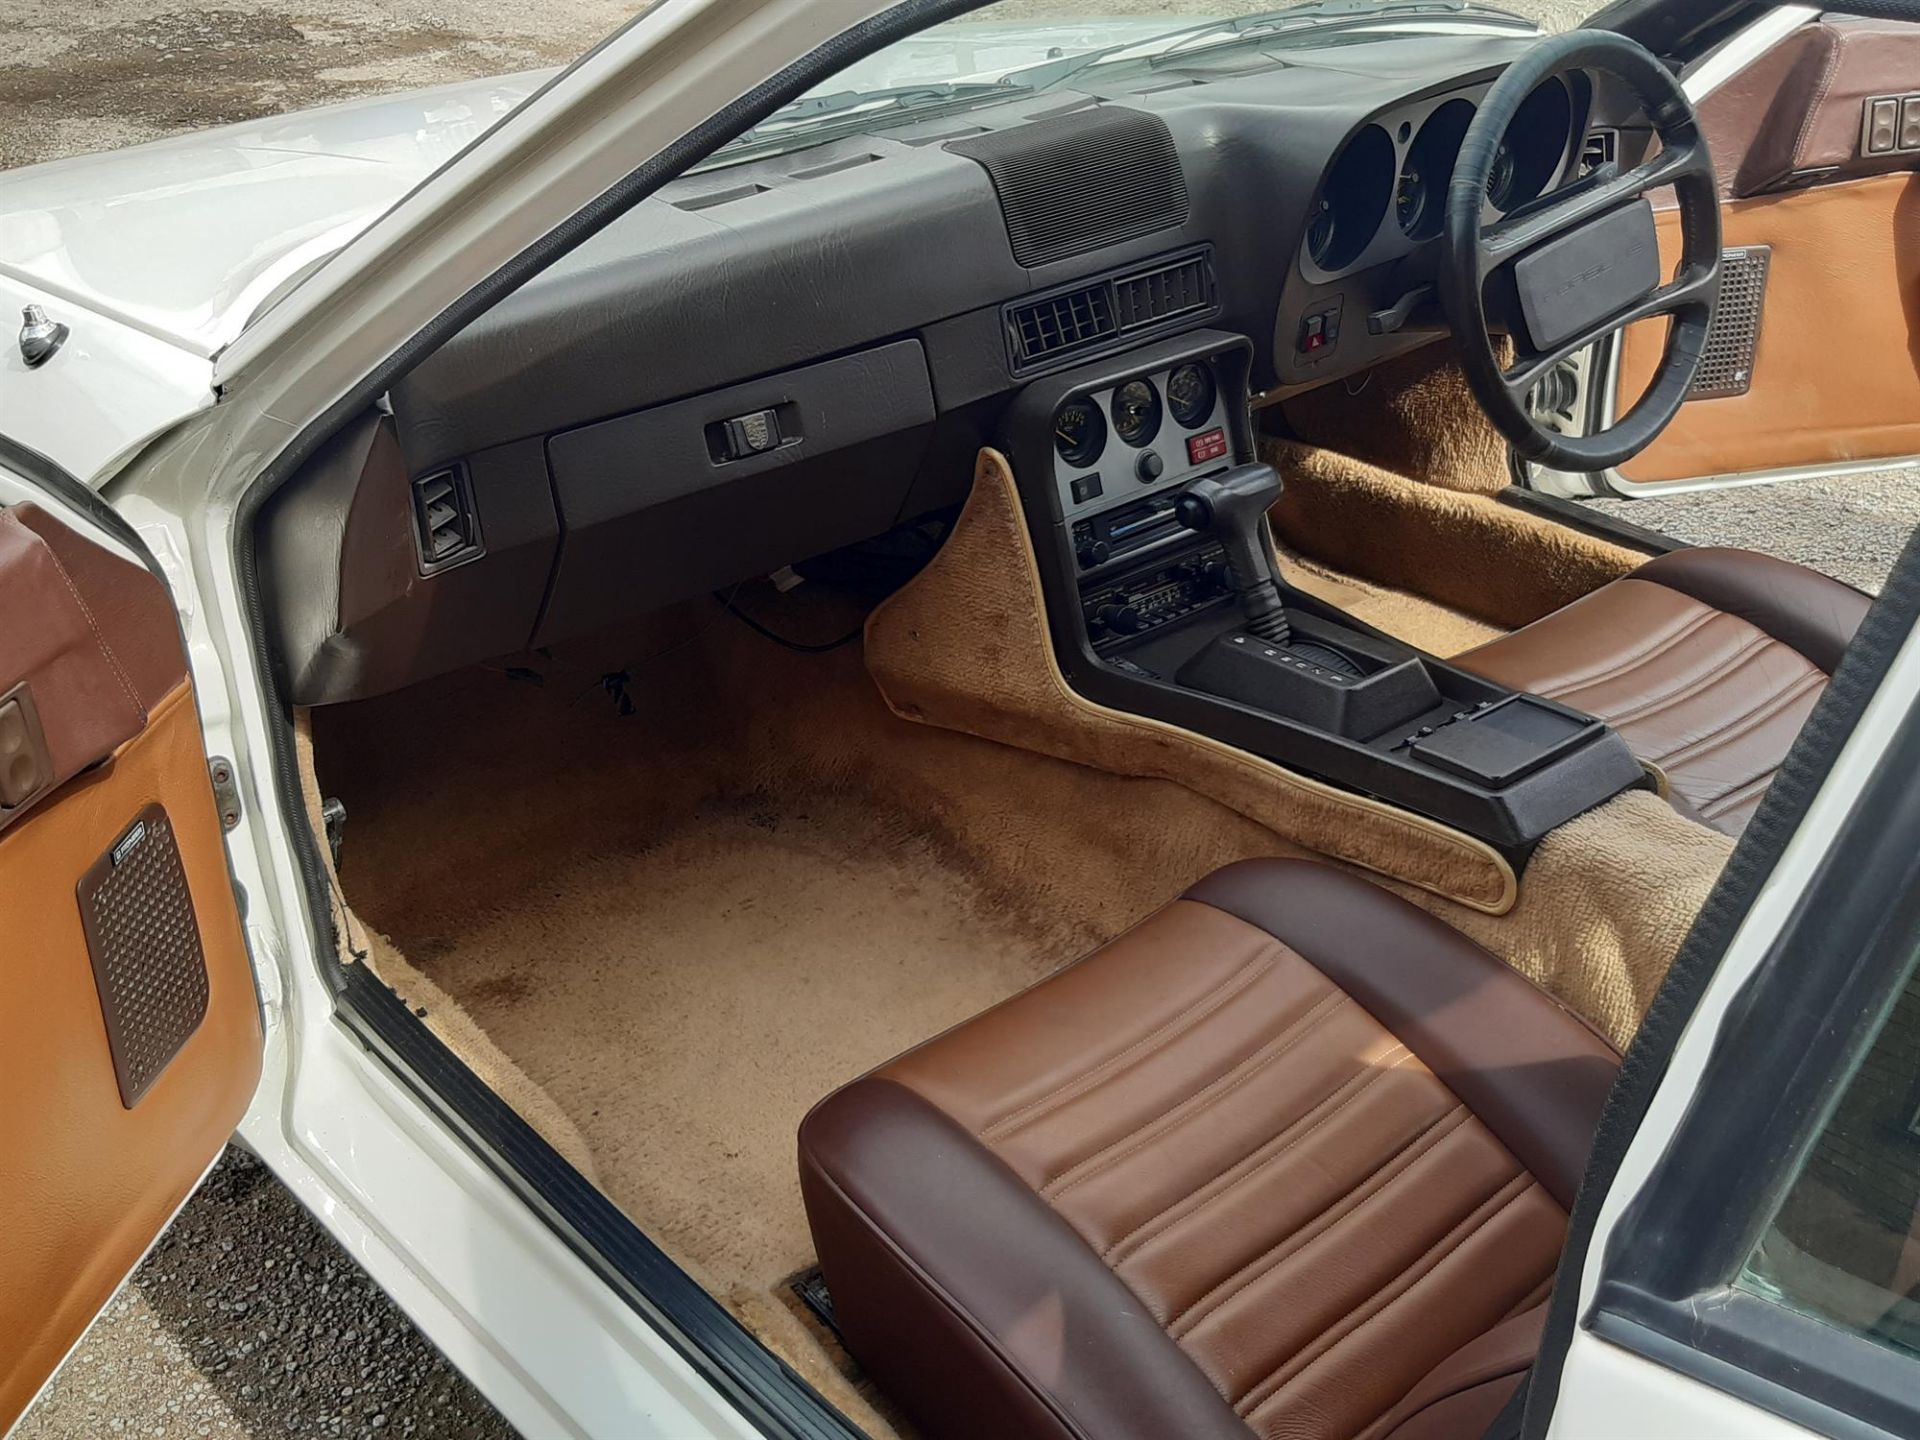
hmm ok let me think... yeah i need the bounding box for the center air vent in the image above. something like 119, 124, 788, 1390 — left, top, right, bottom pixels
950, 107, 1190, 268
1113, 254, 1212, 329
1013, 286, 1118, 364
1006, 248, 1218, 373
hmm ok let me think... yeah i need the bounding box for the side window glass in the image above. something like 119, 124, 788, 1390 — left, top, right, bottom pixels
1742, 957, 1920, 1357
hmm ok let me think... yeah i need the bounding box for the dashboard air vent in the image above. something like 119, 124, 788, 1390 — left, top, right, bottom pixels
1005, 248, 1218, 374
411, 466, 483, 575
950, 107, 1190, 268
1578, 128, 1618, 178
1113, 254, 1214, 329
1010, 285, 1118, 365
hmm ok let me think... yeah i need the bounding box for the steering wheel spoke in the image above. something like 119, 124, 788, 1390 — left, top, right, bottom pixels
1482, 144, 1703, 268
1499, 264, 1717, 401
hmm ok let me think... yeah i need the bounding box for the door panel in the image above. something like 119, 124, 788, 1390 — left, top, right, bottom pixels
0, 503, 260, 1430
1604, 14, 1920, 489
1698, 16, 1920, 201
1616, 171, 1920, 484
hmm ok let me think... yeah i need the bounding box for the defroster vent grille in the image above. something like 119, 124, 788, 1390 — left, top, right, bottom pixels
950, 107, 1191, 268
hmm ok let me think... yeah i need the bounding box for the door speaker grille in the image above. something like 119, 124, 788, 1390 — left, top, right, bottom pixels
1690, 246, 1770, 400
77, 804, 209, 1107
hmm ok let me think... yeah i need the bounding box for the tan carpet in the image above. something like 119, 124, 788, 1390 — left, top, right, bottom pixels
308, 594, 1297, 1437
1263, 346, 1648, 631
1275, 338, 1515, 498
1265, 437, 1646, 631
1275, 543, 1505, 657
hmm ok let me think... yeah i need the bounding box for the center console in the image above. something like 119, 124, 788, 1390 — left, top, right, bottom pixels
1002, 329, 1650, 865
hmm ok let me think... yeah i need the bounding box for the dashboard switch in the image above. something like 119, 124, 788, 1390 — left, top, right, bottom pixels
1298, 299, 1345, 358
1187, 428, 1228, 465
1868, 97, 1900, 153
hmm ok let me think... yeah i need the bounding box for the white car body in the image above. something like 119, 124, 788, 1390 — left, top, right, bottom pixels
0, 0, 1903, 1436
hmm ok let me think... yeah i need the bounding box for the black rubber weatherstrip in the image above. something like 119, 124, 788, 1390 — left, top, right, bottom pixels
1496, 485, 1682, 556
221, 1, 1016, 1435
1519, 519, 1920, 1438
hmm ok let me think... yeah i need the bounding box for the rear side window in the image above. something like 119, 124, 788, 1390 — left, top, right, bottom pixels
1742, 956, 1920, 1359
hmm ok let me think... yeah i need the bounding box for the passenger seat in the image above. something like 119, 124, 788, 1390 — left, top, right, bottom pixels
799, 859, 1619, 1440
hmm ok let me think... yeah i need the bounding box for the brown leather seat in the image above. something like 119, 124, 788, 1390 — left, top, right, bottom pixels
799, 859, 1620, 1440
1456, 547, 1868, 836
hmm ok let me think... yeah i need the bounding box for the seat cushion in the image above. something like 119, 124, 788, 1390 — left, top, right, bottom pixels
799, 859, 1620, 1440
1457, 548, 1869, 836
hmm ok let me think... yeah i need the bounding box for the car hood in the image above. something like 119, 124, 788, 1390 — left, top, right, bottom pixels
0, 75, 550, 359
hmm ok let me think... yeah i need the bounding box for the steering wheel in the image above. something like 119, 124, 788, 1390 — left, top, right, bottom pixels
1439, 30, 1721, 472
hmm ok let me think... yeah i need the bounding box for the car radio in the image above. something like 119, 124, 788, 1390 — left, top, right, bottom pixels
1081, 544, 1233, 647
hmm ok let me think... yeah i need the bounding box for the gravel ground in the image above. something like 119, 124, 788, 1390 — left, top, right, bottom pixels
17, 1150, 516, 1440
1588, 467, 1920, 595
5, 0, 1914, 1436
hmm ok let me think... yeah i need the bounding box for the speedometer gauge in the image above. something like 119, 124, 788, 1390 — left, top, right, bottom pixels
1167, 363, 1216, 428
1053, 397, 1105, 468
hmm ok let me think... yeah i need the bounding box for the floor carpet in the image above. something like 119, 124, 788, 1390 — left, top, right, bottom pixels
310, 590, 1300, 1435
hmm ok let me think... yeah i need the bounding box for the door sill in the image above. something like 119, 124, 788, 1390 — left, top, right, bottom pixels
332, 963, 868, 1440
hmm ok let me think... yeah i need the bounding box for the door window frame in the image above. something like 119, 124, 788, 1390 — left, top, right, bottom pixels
1583, 641, 1920, 1439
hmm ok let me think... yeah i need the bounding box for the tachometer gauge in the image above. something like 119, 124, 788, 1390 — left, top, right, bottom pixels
1111, 379, 1163, 448
1394, 163, 1429, 238
1167, 363, 1217, 429
1053, 397, 1106, 467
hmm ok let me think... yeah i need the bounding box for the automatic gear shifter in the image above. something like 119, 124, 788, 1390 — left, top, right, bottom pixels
1174, 464, 1291, 645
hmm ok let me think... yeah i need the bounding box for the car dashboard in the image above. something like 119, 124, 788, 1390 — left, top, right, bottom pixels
260, 28, 1615, 707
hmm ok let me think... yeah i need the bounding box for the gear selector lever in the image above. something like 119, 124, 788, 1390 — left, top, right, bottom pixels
1174, 464, 1291, 645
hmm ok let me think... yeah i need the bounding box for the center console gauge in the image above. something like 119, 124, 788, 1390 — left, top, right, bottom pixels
1166, 363, 1217, 428
1111, 378, 1163, 447
1053, 397, 1106, 467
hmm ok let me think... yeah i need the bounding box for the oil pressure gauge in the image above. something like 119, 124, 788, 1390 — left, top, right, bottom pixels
1053, 396, 1106, 467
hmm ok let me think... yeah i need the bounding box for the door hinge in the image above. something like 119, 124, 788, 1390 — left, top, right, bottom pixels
209, 756, 242, 831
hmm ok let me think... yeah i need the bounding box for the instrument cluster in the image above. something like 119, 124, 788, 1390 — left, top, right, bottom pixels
1300, 74, 1579, 283
1049, 359, 1230, 521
